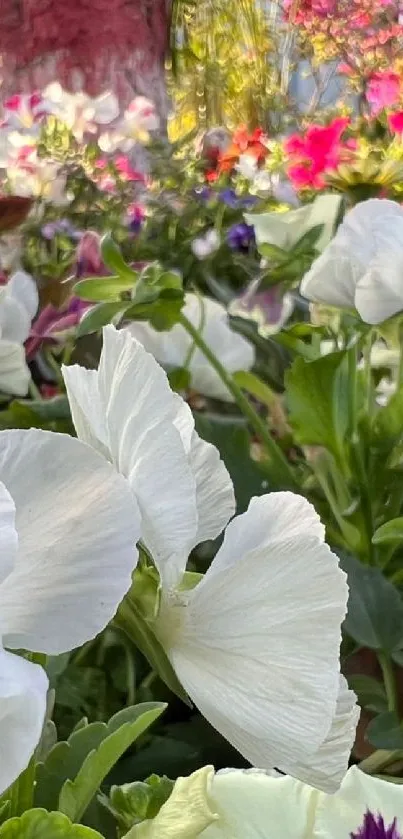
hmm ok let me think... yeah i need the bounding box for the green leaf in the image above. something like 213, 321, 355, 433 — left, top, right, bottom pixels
366, 711, 403, 750
347, 674, 388, 714
292, 224, 325, 253
285, 352, 349, 461
233, 370, 275, 408
0, 809, 102, 838
76, 302, 126, 337
373, 387, 403, 448
101, 236, 137, 281
74, 276, 135, 302
373, 518, 403, 546
58, 704, 166, 822
16, 396, 71, 422
340, 553, 403, 653
194, 414, 268, 512
258, 242, 288, 261
35, 705, 163, 812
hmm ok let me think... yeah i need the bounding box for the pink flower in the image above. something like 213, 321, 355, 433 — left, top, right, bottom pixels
366, 71, 401, 115
76, 231, 104, 277
284, 118, 350, 189
26, 297, 91, 359
388, 111, 403, 134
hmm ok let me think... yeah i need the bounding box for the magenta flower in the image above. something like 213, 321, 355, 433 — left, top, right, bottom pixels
26, 297, 91, 360
367, 71, 401, 115
284, 118, 351, 189
388, 111, 403, 134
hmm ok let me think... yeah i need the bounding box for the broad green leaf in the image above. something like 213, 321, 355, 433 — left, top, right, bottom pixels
168, 367, 191, 391
340, 553, 403, 653
366, 711, 403, 750
76, 302, 126, 337
74, 276, 135, 302
101, 236, 138, 281
194, 414, 268, 512
16, 396, 71, 421
285, 352, 349, 461
292, 224, 324, 253
0, 809, 102, 839
233, 370, 275, 408
258, 242, 289, 261
58, 704, 166, 821
373, 518, 403, 546
347, 674, 388, 714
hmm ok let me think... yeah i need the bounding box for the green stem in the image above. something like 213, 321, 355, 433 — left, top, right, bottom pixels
44, 349, 64, 388
378, 651, 399, 714
178, 312, 298, 489
348, 344, 376, 564
359, 748, 403, 775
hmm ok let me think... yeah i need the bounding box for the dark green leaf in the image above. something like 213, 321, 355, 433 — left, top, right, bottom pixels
373, 518, 403, 546
347, 674, 387, 714
340, 553, 403, 653
101, 236, 137, 281
366, 711, 403, 749
76, 302, 126, 337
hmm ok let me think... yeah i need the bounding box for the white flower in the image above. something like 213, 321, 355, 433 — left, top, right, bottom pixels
98, 96, 159, 152
191, 230, 220, 260
62, 325, 236, 586
300, 199, 403, 325
43, 83, 120, 142
246, 193, 342, 254
126, 293, 255, 402
0, 270, 38, 396
63, 326, 357, 793
0, 426, 140, 794
236, 154, 259, 181
131, 765, 403, 839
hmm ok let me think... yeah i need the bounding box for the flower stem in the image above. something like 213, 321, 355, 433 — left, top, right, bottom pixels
378, 651, 399, 714
178, 312, 298, 489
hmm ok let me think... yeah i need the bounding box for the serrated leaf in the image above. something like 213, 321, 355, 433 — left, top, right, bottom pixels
101, 236, 137, 281
76, 302, 126, 337
0, 809, 102, 838
373, 518, 403, 545
340, 553, 403, 653
74, 276, 135, 302
58, 703, 166, 822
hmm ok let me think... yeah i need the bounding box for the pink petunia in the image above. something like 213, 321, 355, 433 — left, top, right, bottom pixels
284, 118, 350, 190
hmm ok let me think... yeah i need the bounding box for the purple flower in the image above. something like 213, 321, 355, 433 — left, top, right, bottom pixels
229, 280, 294, 336
41, 219, 81, 241
219, 189, 258, 209
194, 186, 212, 201
227, 222, 255, 252
351, 811, 402, 839
26, 297, 91, 359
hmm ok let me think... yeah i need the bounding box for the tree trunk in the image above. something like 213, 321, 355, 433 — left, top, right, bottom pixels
0, 0, 172, 117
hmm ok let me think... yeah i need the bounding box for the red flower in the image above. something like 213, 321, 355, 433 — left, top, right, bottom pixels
284, 118, 351, 189
388, 111, 403, 133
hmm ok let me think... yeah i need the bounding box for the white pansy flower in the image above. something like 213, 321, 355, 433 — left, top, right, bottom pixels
191, 230, 220, 260
246, 193, 342, 254
62, 325, 235, 586
0, 426, 140, 794
126, 293, 255, 402
0, 270, 38, 396
99, 96, 159, 152
300, 199, 403, 325
63, 327, 356, 792
130, 765, 403, 839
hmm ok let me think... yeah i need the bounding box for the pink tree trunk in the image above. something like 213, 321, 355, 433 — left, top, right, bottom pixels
0, 0, 172, 116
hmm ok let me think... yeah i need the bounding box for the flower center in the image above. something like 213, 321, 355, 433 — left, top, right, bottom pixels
351, 811, 402, 839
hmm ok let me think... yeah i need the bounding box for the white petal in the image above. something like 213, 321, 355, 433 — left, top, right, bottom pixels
316, 766, 403, 839
0, 340, 31, 396
159, 493, 348, 786
282, 675, 359, 793
200, 770, 317, 839
172, 397, 236, 545
8, 270, 38, 321
92, 92, 120, 124
0, 428, 140, 654
300, 246, 359, 309
98, 327, 198, 586
0, 480, 18, 585
61, 364, 110, 459
0, 646, 48, 794
64, 326, 198, 590
355, 257, 403, 325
